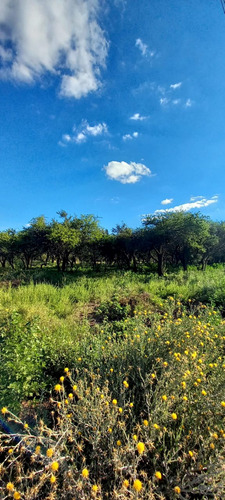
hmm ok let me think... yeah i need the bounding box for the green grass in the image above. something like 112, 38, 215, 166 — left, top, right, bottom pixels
1, 264, 225, 410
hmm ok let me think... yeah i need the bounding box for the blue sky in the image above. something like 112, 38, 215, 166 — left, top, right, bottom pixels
0, 0, 225, 232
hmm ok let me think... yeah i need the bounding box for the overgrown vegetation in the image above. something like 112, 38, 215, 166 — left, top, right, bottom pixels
0, 263, 225, 498
0, 289, 225, 499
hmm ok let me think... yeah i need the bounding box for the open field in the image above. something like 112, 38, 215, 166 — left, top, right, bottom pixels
0, 266, 225, 499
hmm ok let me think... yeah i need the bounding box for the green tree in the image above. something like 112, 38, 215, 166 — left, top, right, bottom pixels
143, 211, 211, 275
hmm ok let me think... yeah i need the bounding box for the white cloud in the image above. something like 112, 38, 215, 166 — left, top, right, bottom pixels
86, 122, 108, 136
62, 134, 72, 143
161, 198, 173, 205
61, 120, 108, 145
122, 131, 138, 141
170, 82, 182, 90
104, 161, 152, 184
185, 98, 193, 108
135, 38, 148, 56
155, 196, 218, 214
0, 45, 13, 61
130, 113, 147, 121
0, 0, 108, 99
160, 97, 169, 106
190, 195, 204, 202
75, 132, 87, 144
172, 99, 181, 105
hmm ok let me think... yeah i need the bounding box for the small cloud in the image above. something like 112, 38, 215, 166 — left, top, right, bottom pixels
161, 198, 173, 205
185, 98, 193, 108
122, 132, 139, 141
135, 38, 148, 56
172, 99, 181, 105
190, 195, 204, 202
62, 134, 72, 142
160, 97, 169, 106
60, 120, 108, 145
135, 38, 155, 58
170, 82, 182, 90
104, 160, 152, 184
86, 122, 108, 136
155, 196, 219, 214
75, 132, 87, 144
130, 113, 147, 121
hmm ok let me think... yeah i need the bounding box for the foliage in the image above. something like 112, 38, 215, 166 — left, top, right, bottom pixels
1, 210, 225, 275
0, 299, 225, 499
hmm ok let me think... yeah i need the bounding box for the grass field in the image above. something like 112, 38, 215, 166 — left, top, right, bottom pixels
0, 266, 225, 498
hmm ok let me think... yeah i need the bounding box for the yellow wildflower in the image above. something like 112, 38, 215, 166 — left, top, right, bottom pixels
46, 448, 54, 458
51, 461, 59, 471
133, 479, 142, 491
155, 471, 162, 480
13, 493, 21, 500
82, 468, 89, 478
6, 483, 14, 491
137, 442, 145, 454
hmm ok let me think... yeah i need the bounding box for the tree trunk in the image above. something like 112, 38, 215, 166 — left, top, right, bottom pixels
157, 252, 164, 277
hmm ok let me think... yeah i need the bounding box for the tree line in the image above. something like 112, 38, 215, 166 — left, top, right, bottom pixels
0, 210, 225, 276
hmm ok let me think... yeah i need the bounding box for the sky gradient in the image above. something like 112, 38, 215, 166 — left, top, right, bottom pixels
0, 0, 225, 232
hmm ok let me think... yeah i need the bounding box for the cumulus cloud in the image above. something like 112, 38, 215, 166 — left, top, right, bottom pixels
170, 82, 182, 90
60, 120, 108, 145
104, 161, 152, 184
122, 131, 138, 141
0, 0, 108, 99
161, 198, 173, 205
155, 196, 218, 214
130, 113, 147, 121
